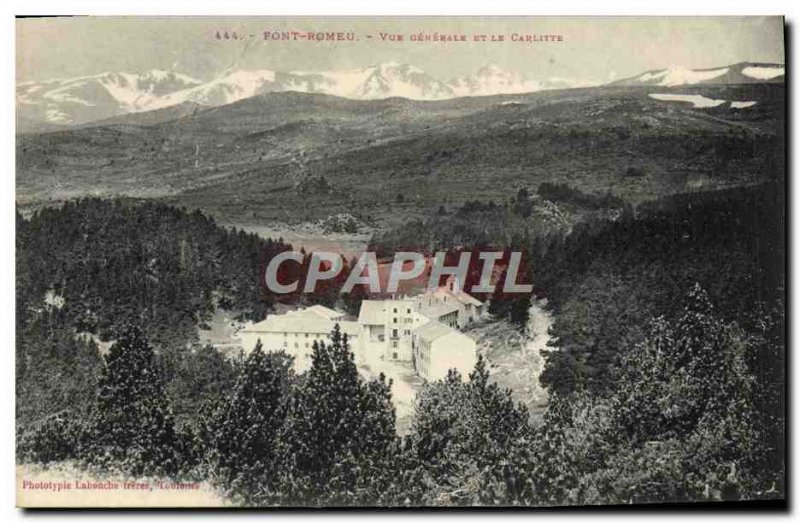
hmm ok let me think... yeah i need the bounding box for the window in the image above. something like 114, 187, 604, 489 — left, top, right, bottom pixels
283, 341, 287, 348
393, 352, 398, 359
404, 329, 410, 336
391, 341, 398, 348
393, 308, 397, 313
392, 329, 398, 338
406, 308, 411, 314
294, 342, 299, 348
305, 333, 309, 338
393, 317, 398, 323
305, 342, 309, 348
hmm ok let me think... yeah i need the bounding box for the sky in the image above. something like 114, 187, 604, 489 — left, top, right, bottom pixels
16, 16, 785, 83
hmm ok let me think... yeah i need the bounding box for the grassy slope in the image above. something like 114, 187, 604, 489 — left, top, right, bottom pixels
17, 84, 784, 227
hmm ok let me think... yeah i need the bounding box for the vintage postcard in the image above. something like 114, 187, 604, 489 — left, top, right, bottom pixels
15, 16, 785, 508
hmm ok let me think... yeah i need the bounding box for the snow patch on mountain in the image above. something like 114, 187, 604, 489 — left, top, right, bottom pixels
741, 66, 784, 80
42, 85, 96, 106
45, 109, 69, 123
650, 93, 761, 110
450, 65, 534, 96
352, 62, 454, 99
17, 70, 204, 124
648, 93, 727, 108
154, 69, 281, 108
637, 67, 729, 86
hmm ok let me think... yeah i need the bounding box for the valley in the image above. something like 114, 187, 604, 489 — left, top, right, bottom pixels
13, 12, 789, 508
15, 57, 787, 506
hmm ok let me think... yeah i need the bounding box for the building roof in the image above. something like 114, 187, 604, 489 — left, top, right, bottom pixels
453, 291, 483, 307
244, 315, 359, 337
412, 321, 462, 342
285, 309, 323, 319
418, 301, 459, 320
435, 288, 483, 307
305, 304, 346, 320
358, 300, 386, 325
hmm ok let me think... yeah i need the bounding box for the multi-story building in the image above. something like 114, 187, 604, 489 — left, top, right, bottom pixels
355, 281, 483, 370
416, 295, 459, 329
419, 276, 484, 327
240, 284, 484, 380
357, 298, 428, 366
411, 321, 478, 381
430, 275, 485, 327
238, 304, 359, 372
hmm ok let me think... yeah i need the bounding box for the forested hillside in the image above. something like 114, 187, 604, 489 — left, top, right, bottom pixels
533, 183, 786, 496
16, 199, 291, 427
15, 185, 785, 505
534, 183, 784, 395
18, 307, 783, 505
368, 182, 785, 500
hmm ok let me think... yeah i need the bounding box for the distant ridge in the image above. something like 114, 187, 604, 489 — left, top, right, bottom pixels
17, 61, 784, 129
76, 102, 208, 129
610, 62, 785, 87
16, 63, 593, 127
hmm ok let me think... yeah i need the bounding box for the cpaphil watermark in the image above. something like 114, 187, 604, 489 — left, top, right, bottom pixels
262, 250, 533, 295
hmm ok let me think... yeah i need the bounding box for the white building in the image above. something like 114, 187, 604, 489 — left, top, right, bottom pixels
429, 276, 485, 327
238, 305, 359, 372
302, 304, 347, 321
354, 281, 483, 374
411, 321, 478, 381
416, 295, 460, 329
357, 298, 429, 366
239, 285, 484, 380
454, 291, 484, 325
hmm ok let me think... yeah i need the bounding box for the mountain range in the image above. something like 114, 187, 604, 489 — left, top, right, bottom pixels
16, 70, 203, 128
17, 62, 598, 128
16, 61, 784, 131
611, 62, 784, 87
17, 77, 785, 226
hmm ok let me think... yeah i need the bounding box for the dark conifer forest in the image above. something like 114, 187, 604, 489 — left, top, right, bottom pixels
16, 181, 785, 505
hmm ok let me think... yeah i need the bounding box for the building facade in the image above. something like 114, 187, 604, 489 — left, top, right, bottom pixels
357, 298, 429, 366
411, 321, 478, 381
239, 286, 484, 379
239, 305, 359, 372
431, 275, 485, 327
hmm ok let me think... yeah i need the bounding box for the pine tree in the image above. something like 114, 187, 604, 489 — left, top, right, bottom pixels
206, 340, 294, 503
404, 356, 529, 505
614, 284, 756, 444
508, 293, 531, 328
89, 324, 184, 476
274, 324, 396, 505
568, 285, 766, 502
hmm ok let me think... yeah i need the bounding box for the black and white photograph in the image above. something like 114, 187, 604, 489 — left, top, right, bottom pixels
11, 14, 787, 509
